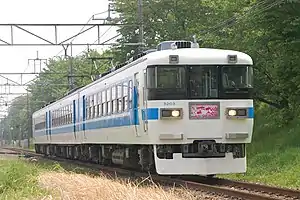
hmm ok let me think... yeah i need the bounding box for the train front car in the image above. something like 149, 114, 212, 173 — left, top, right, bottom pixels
145, 41, 254, 176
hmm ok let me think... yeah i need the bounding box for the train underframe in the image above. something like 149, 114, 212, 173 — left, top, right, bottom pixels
35, 143, 156, 172
35, 141, 246, 175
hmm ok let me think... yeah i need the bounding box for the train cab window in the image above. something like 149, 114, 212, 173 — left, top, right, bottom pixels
112, 86, 117, 113
117, 84, 123, 112
147, 66, 186, 100
222, 66, 253, 89
188, 66, 218, 98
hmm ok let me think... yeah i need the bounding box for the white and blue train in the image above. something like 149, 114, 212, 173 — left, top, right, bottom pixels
33, 40, 254, 176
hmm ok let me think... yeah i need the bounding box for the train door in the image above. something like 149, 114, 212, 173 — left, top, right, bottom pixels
133, 72, 147, 137
73, 100, 77, 140
82, 95, 87, 139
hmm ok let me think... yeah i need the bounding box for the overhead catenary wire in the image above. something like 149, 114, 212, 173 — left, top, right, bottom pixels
205, 0, 284, 36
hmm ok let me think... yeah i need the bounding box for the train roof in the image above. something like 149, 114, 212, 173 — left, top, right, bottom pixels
33, 46, 253, 117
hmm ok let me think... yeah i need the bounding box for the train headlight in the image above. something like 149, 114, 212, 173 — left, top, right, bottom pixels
228, 109, 237, 116
160, 108, 182, 119
226, 108, 248, 119
171, 110, 180, 117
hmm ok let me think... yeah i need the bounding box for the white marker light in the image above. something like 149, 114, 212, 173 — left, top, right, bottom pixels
171, 110, 180, 117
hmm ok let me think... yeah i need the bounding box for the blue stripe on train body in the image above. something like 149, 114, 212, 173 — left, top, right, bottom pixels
35, 105, 254, 136
248, 107, 254, 118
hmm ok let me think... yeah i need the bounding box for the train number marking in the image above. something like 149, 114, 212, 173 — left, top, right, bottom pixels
164, 102, 175, 106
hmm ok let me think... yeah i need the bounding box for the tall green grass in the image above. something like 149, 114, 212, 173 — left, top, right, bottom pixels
0, 159, 49, 200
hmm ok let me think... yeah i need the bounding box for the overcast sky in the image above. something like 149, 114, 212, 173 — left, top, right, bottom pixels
0, 0, 119, 115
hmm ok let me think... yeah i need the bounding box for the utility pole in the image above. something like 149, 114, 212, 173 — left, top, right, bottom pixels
137, 0, 144, 53
69, 43, 74, 90
63, 44, 75, 91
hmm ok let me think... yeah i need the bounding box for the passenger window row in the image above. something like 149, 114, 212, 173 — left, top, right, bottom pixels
86, 80, 133, 120
33, 79, 134, 130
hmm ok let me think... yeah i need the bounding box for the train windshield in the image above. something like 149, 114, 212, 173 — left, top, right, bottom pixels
146, 65, 253, 100
222, 66, 253, 89
147, 66, 187, 100
147, 66, 186, 89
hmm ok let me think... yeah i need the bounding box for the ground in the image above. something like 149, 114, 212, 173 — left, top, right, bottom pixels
220, 106, 300, 189
0, 156, 224, 200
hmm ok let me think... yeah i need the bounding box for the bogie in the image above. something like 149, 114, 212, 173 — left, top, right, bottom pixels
35, 144, 155, 173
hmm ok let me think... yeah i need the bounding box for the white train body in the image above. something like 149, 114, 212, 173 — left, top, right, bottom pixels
33, 41, 254, 175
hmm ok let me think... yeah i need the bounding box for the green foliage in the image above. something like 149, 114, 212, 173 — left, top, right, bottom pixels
0, 159, 48, 199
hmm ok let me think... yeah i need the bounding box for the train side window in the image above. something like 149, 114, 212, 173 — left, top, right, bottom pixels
60, 108, 62, 125
97, 92, 102, 117
102, 90, 106, 116
66, 106, 68, 125
112, 86, 117, 114
52, 112, 54, 127
90, 95, 94, 119
93, 94, 98, 118
66, 106, 68, 124
128, 80, 133, 109
70, 104, 72, 124
68, 105, 70, 124
64, 106, 67, 125
123, 82, 128, 111
117, 84, 123, 112
56, 110, 58, 126
56, 109, 59, 126
69, 104, 71, 124
55, 110, 57, 126
63, 107, 65, 125
86, 96, 89, 120
107, 88, 111, 115
62, 108, 63, 125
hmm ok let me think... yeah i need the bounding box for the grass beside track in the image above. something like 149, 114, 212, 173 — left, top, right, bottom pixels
0, 158, 49, 200
0, 157, 217, 200
220, 106, 300, 189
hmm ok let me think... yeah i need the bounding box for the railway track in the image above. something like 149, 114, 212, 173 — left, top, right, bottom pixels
4, 147, 300, 200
